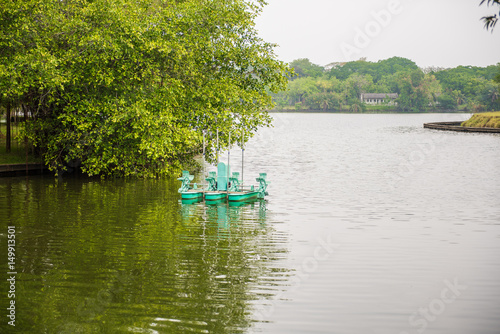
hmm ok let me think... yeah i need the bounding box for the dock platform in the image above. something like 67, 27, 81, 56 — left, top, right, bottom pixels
0, 163, 49, 177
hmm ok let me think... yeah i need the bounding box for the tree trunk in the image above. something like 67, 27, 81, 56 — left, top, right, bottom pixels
24, 104, 28, 172
6, 103, 11, 153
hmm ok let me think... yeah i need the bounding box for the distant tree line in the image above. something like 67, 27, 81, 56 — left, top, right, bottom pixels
272, 57, 500, 112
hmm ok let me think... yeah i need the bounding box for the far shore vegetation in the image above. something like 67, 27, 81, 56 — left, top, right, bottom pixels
272, 57, 500, 113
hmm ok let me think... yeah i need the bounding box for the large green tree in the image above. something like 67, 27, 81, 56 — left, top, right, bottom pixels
0, 0, 289, 177
389, 70, 441, 112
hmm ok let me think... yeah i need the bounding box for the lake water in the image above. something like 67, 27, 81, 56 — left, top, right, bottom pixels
1, 113, 500, 333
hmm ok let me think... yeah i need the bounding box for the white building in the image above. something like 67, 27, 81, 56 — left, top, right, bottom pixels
360, 93, 398, 105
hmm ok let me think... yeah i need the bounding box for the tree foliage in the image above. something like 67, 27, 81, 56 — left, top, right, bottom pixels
0, 0, 290, 177
289, 58, 324, 80
432, 65, 500, 111
328, 57, 419, 82
480, 0, 500, 30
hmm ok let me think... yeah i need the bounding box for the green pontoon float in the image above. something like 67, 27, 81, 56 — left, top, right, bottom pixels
177, 128, 269, 204
227, 173, 269, 202
178, 171, 204, 201
204, 162, 230, 201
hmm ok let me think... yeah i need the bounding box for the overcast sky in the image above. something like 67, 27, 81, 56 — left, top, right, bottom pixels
255, 0, 500, 69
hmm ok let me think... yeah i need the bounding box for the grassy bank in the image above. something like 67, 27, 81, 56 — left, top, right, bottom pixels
461, 112, 500, 128
0, 122, 40, 164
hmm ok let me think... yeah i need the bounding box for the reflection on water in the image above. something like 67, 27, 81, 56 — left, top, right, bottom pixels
181, 199, 267, 230
0, 177, 289, 333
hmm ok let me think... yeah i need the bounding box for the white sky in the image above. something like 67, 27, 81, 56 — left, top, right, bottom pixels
255, 0, 500, 68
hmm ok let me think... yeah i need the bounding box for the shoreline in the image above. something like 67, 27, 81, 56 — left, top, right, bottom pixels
0, 163, 49, 177
423, 121, 500, 133
269, 109, 468, 114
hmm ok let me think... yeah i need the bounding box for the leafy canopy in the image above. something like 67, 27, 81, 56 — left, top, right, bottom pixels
289, 58, 324, 80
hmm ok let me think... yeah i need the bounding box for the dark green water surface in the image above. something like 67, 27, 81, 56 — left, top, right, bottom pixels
1, 177, 288, 333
